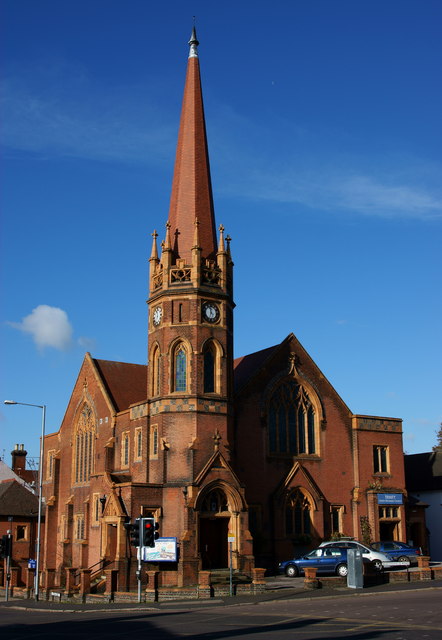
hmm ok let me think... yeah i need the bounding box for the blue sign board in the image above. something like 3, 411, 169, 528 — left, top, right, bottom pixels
377, 493, 403, 505
28, 559, 36, 569
141, 537, 177, 563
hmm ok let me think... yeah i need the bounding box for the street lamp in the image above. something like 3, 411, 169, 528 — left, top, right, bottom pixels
4, 400, 46, 601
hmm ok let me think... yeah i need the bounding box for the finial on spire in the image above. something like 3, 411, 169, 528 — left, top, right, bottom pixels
189, 24, 199, 58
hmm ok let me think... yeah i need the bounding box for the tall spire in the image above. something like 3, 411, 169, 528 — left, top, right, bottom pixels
167, 27, 217, 263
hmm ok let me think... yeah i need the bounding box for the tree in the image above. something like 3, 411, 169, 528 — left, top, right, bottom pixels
433, 422, 442, 452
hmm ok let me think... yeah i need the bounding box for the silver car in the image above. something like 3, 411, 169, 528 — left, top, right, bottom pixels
319, 539, 400, 570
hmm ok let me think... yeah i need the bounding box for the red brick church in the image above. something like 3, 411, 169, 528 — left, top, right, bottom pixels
41, 29, 407, 591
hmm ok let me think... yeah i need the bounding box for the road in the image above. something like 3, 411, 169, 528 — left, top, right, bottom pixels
1, 587, 441, 639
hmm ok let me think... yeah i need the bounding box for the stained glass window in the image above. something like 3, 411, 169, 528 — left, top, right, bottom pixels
175, 345, 187, 392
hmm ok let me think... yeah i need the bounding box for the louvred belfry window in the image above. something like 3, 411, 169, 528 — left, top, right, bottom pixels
203, 342, 216, 393
268, 381, 317, 455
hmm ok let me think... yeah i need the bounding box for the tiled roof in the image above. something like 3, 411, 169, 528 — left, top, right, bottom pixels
0, 480, 39, 517
234, 343, 280, 393
167, 31, 217, 262
93, 359, 147, 412
405, 451, 442, 492
0, 460, 34, 489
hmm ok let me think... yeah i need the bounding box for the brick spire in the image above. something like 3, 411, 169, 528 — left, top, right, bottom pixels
167, 27, 217, 263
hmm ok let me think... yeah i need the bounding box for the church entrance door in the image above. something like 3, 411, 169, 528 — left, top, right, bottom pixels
199, 517, 229, 569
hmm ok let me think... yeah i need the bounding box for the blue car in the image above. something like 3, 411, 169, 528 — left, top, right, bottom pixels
279, 546, 355, 577
371, 541, 422, 566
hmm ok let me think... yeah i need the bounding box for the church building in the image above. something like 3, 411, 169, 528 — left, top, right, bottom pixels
41, 30, 407, 591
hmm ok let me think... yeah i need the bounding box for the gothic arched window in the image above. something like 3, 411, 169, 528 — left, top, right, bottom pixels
74, 404, 95, 484
268, 381, 317, 455
203, 342, 216, 393
285, 489, 312, 536
173, 343, 187, 392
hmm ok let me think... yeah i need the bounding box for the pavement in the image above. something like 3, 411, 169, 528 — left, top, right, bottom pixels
1, 574, 442, 612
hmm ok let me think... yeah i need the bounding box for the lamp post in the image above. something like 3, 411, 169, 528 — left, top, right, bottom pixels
4, 400, 46, 601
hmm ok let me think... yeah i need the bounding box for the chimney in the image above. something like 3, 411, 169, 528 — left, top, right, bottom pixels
11, 443, 28, 475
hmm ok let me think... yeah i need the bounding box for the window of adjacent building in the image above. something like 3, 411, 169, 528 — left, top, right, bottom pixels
141, 506, 161, 520
268, 381, 317, 455
373, 445, 389, 473
134, 427, 142, 461
150, 424, 159, 459
16, 525, 27, 541
74, 404, 95, 484
74, 514, 85, 541
379, 506, 399, 519
174, 344, 187, 392
121, 432, 130, 468
203, 342, 216, 393
331, 505, 344, 535
285, 489, 312, 537
151, 346, 161, 396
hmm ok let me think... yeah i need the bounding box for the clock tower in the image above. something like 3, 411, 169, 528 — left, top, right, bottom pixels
147, 27, 234, 469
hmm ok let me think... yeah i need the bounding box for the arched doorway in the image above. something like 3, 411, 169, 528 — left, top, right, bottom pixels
198, 488, 230, 569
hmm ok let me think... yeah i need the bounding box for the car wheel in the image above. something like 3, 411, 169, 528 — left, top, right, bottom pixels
372, 559, 383, 571
336, 563, 348, 577
397, 555, 410, 565
285, 564, 298, 577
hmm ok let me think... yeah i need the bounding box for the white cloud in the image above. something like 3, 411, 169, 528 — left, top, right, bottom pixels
9, 305, 73, 351
209, 106, 442, 221
77, 336, 96, 351
337, 175, 442, 219
232, 168, 442, 221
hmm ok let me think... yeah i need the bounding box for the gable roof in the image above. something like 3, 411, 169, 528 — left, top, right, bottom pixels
405, 451, 442, 492
233, 333, 352, 415
234, 344, 280, 393
93, 359, 147, 412
0, 480, 39, 517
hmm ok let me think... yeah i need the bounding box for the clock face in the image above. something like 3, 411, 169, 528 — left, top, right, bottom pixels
202, 302, 220, 323
153, 306, 163, 326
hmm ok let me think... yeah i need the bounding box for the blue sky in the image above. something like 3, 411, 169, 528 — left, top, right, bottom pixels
1, 0, 441, 465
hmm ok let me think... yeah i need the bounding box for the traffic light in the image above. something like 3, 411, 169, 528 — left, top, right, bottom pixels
124, 518, 141, 547
0, 534, 12, 559
141, 517, 159, 548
